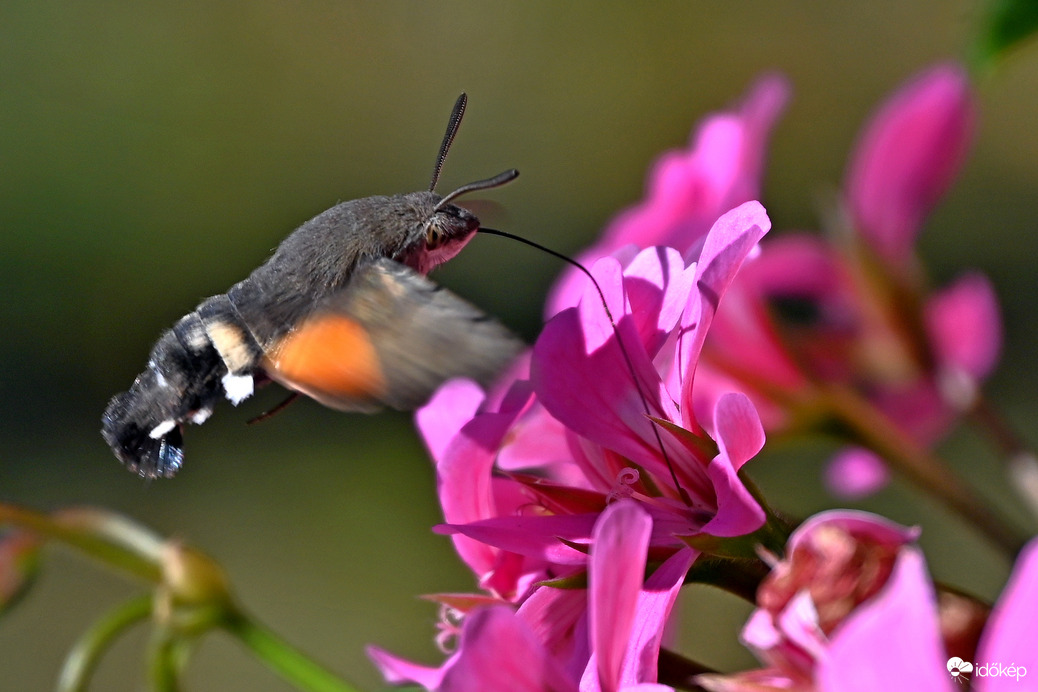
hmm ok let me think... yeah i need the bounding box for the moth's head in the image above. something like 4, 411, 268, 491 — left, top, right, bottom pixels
400, 94, 519, 274
393, 192, 481, 274
421, 197, 481, 268
401, 167, 518, 273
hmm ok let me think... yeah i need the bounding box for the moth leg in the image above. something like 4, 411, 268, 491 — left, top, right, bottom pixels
246, 391, 301, 425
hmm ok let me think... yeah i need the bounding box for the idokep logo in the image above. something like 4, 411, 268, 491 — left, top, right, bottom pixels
947, 656, 1029, 684
947, 657, 973, 683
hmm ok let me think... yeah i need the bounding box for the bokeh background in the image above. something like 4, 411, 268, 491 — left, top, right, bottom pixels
3, 2, 1038, 690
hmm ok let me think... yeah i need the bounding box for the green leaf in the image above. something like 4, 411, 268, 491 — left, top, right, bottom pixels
536, 571, 589, 590
975, 0, 1038, 68
646, 416, 718, 463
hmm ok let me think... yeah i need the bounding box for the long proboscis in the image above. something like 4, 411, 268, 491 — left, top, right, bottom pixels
478, 227, 691, 504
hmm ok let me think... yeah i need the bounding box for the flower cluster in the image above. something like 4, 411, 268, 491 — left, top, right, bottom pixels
698, 512, 1037, 692
369, 198, 775, 689
695, 63, 1000, 499
368, 64, 1031, 691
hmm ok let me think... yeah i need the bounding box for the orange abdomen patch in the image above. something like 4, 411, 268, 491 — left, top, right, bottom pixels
263, 316, 387, 408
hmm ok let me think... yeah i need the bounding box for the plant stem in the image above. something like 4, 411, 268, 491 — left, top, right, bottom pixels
970, 394, 1038, 522
222, 609, 363, 692
0, 503, 161, 582
821, 383, 1027, 558
57, 595, 153, 692
657, 647, 713, 691
148, 630, 187, 692
970, 394, 1032, 459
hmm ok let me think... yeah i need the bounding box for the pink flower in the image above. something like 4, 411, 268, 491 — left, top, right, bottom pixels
699, 511, 1038, 692
700, 238, 1001, 487
820, 538, 1038, 691
368, 604, 576, 692
547, 74, 789, 316
416, 378, 552, 600
694, 64, 1000, 498
584, 501, 694, 692
845, 63, 975, 268
434, 203, 772, 585
369, 203, 774, 689
368, 501, 694, 692
823, 448, 890, 500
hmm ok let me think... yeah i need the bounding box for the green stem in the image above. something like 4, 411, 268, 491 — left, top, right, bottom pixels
820, 383, 1027, 558
222, 609, 363, 692
0, 503, 161, 583
657, 648, 713, 691
737, 471, 796, 554
684, 554, 770, 603
970, 394, 1033, 460
148, 631, 187, 692
970, 395, 1038, 522
57, 595, 153, 692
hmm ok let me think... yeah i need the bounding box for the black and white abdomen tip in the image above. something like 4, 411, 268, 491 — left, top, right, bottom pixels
102, 297, 265, 479
101, 389, 186, 479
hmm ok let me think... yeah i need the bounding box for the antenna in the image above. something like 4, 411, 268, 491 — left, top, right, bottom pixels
435, 169, 519, 211
478, 228, 693, 505
430, 93, 468, 192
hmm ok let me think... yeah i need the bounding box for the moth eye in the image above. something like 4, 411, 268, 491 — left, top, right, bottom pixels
426, 226, 443, 248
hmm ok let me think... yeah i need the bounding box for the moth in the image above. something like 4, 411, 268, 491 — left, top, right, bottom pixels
102, 94, 524, 479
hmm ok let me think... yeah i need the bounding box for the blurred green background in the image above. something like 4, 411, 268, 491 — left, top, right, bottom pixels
2, 2, 1038, 690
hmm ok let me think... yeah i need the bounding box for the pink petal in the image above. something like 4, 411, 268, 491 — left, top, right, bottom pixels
776, 592, 828, 664
618, 548, 696, 688
741, 607, 783, 653
845, 63, 974, 266
824, 447, 891, 500
612, 118, 746, 252
740, 598, 820, 679
497, 403, 574, 472
438, 513, 598, 565
692, 393, 766, 537
787, 510, 921, 553
678, 201, 772, 430
589, 500, 653, 692
546, 74, 788, 317
435, 400, 526, 582
713, 392, 766, 471
818, 547, 951, 692
574, 256, 629, 353
738, 72, 793, 173
623, 247, 698, 357
869, 381, 954, 447
699, 450, 766, 538
692, 201, 773, 301
600, 74, 787, 256
417, 379, 486, 465
974, 538, 1038, 691
740, 232, 845, 295
366, 646, 448, 689
925, 272, 1001, 380
439, 606, 579, 692
532, 295, 685, 482
517, 586, 591, 678
690, 235, 829, 432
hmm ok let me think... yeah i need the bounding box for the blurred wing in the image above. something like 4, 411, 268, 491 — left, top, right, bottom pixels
262, 258, 524, 411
